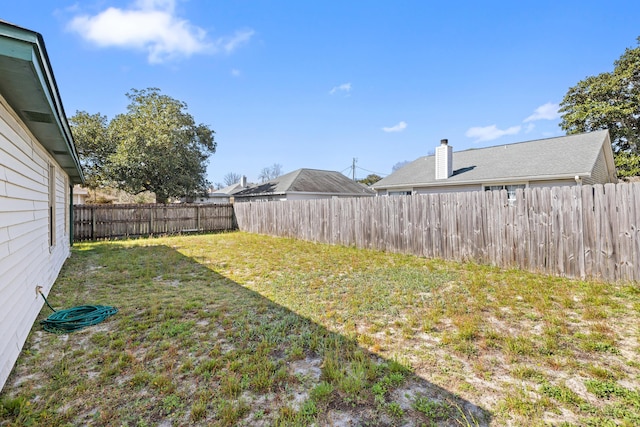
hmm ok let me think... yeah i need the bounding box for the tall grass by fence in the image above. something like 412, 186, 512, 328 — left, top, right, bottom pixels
234, 183, 640, 282
73, 203, 236, 241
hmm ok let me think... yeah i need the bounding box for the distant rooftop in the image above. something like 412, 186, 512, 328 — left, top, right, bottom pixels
234, 168, 375, 197
373, 130, 611, 189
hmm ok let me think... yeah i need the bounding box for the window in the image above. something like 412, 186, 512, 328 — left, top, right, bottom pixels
388, 190, 412, 196
484, 184, 525, 204
49, 164, 56, 248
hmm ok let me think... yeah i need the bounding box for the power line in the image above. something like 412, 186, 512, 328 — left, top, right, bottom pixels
356, 166, 388, 177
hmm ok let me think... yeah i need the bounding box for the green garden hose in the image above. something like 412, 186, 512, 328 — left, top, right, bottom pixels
39, 291, 118, 334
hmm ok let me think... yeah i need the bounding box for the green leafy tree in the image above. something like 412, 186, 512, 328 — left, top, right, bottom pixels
108, 88, 216, 203
69, 111, 113, 189
358, 174, 382, 185
70, 88, 216, 203
559, 37, 640, 177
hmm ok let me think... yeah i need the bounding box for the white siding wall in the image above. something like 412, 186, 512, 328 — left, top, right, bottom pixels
528, 179, 576, 189
286, 193, 375, 201
413, 184, 482, 194
0, 95, 71, 390
585, 149, 611, 185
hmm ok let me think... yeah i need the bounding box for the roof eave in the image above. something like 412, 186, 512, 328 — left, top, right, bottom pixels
373, 172, 592, 191
0, 21, 84, 184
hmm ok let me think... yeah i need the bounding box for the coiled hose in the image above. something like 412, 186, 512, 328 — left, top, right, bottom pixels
39, 290, 118, 333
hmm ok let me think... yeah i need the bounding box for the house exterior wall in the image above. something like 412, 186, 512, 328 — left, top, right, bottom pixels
413, 184, 482, 195
585, 149, 613, 186
286, 193, 373, 201
376, 180, 597, 196
528, 179, 577, 189
0, 94, 71, 390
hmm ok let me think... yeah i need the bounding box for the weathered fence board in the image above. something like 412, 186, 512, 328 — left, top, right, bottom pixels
234, 183, 640, 282
73, 204, 235, 241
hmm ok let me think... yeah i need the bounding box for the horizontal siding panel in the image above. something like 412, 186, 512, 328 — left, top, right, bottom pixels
0, 210, 36, 225
0, 241, 8, 259
7, 216, 47, 242
4, 180, 47, 202
0, 140, 43, 184
0, 294, 46, 385
414, 184, 481, 194
0, 92, 73, 391
4, 163, 45, 193
0, 196, 39, 212
528, 180, 575, 188
0, 98, 35, 147
0, 238, 47, 287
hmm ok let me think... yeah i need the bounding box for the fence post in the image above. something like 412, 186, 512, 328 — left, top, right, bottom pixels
91, 205, 95, 241
149, 206, 154, 235
197, 205, 201, 231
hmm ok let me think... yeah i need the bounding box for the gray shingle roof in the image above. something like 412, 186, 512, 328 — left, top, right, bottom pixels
234, 168, 375, 197
209, 182, 246, 196
372, 131, 610, 189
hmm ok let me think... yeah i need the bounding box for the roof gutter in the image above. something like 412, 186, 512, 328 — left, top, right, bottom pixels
0, 21, 84, 184
373, 172, 592, 191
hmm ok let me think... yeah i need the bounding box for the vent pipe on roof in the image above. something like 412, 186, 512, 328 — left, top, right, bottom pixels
435, 139, 453, 180
240, 175, 247, 188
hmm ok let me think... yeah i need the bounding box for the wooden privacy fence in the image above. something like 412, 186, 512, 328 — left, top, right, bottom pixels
234, 183, 640, 283
73, 203, 236, 241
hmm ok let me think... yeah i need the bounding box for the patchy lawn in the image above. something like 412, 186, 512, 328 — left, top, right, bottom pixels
1, 231, 639, 426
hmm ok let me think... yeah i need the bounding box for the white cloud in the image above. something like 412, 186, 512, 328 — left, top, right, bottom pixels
465, 124, 521, 142
524, 102, 560, 122
329, 82, 352, 95
218, 29, 255, 53
67, 0, 253, 63
382, 121, 407, 133
524, 123, 535, 133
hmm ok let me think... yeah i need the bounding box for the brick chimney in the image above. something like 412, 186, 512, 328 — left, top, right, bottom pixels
435, 139, 452, 180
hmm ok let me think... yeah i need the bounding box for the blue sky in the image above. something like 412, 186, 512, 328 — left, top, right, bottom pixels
3, 1, 640, 185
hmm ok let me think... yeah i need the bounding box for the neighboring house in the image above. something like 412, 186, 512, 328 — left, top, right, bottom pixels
72, 185, 89, 204
179, 176, 247, 204
177, 176, 249, 204
0, 21, 84, 391
234, 168, 376, 202
372, 130, 617, 201
206, 176, 249, 204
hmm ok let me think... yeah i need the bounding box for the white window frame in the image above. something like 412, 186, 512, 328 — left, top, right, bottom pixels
388, 190, 412, 196
483, 183, 527, 204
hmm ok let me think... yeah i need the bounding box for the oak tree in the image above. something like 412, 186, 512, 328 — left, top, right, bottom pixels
71, 88, 216, 203
559, 37, 640, 177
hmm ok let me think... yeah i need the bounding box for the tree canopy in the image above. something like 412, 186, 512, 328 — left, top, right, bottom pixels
71, 88, 216, 203
68, 111, 112, 189
559, 37, 640, 177
358, 174, 382, 185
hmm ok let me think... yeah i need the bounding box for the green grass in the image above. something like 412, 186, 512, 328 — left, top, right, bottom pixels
1, 231, 639, 426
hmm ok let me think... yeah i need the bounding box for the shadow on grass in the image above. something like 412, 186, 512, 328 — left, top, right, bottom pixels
2, 243, 492, 426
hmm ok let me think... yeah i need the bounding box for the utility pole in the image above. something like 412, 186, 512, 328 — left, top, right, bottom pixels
352, 157, 357, 181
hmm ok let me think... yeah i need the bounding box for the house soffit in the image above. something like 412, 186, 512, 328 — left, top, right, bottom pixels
0, 22, 83, 184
